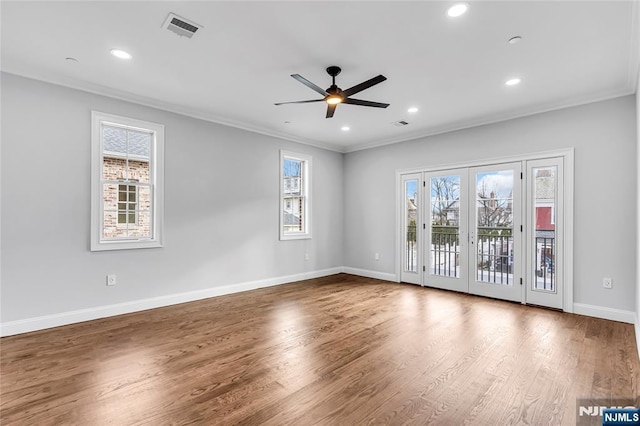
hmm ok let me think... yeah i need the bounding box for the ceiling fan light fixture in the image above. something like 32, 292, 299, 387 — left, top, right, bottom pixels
447, 3, 468, 17
326, 95, 343, 105
110, 49, 132, 60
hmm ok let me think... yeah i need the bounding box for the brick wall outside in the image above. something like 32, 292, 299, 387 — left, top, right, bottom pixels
102, 157, 151, 239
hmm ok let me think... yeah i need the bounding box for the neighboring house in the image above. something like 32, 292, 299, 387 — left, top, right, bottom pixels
283, 175, 303, 232
476, 191, 513, 229
407, 197, 417, 223
102, 126, 151, 239
534, 171, 556, 273
535, 173, 555, 231
443, 199, 460, 226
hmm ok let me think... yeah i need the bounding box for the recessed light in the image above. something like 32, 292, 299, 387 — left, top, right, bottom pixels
508, 36, 522, 45
341, 126, 350, 131
505, 78, 521, 86
407, 107, 419, 113
110, 49, 132, 60
447, 3, 468, 17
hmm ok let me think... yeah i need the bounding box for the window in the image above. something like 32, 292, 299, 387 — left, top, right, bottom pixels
118, 183, 137, 225
280, 151, 311, 240
91, 111, 164, 251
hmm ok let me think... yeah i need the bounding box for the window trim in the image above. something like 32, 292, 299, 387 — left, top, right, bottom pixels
91, 111, 164, 251
279, 150, 312, 240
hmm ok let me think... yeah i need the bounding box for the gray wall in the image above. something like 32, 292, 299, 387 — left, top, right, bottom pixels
344, 95, 637, 312
0, 73, 344, 323
1, 72, 638, 325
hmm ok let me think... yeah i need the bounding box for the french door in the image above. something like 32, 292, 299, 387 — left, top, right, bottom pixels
467, 163, 522, 302
401, 157, 565, 309
423, 168, 468, 293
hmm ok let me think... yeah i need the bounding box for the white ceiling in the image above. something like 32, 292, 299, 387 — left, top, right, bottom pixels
2, 1, 638, 153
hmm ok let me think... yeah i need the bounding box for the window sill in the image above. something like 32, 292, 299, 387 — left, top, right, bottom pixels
91, 239, 163, 251
280, 233, 312, 241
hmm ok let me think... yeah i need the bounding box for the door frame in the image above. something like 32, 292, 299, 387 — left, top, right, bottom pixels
395, 148, 574, 312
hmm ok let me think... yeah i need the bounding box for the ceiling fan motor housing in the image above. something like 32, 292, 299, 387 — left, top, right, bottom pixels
326, 66, 342, 77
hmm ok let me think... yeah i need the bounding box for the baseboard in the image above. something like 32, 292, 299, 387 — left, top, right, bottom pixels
342, 267, 398, 282
573, 303, 636, 324
0, 267, 343, 337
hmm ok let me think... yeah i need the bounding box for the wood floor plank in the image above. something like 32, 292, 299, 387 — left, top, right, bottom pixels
2, 274, 639, 425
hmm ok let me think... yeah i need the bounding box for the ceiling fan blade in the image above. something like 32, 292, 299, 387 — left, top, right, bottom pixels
326, 104, 337, 118
274, 99, 324, 106
343, 98, 390, 108
291, 74, 329, 96
342, 75, 387, 98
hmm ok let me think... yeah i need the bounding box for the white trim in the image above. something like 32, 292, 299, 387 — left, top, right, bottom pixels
573, 303, 636, 324
344, 90, 634, 153
395, 172, 402, 282
4, 72, 633, 155
342, 267, 398, 282
397, 148, 575, 175
2, 268, 633, 337
562, 151, 575, 313
3, 72, 344, 153
0, 267, 343, 337
91, 111, 165, 251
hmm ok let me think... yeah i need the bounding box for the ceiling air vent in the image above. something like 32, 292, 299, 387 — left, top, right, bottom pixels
393, 120, 410, 127
162, 13, 201, 38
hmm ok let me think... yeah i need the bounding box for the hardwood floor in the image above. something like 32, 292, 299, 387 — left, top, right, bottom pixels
1, 274, 639, 425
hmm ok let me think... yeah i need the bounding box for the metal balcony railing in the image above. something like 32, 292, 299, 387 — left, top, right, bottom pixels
535, 234, 555, 291
476, 227, 513, 285
431, 226, 460, 278
405, 225, 555, 289
406, 224, 417, 272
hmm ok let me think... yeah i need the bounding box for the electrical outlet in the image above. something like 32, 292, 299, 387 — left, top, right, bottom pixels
304, 253, 310, 261
107, 274, 117, 286
375, 253, 380, 261
603, 277, 612, 289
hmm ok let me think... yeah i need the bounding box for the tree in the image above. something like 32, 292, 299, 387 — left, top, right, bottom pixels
431, 176, 459, 226
476, 181, 512, 230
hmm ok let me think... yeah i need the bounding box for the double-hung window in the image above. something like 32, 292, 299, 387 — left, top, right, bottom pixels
91, 111, 164, 251
280, 151, 311, 240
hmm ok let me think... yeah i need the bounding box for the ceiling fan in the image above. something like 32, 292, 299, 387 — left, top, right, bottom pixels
275, 66, 389, 118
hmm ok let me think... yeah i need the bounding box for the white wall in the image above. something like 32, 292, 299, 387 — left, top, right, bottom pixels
344, 95, 637, 313
0, 73, 344, 326
636, 72, 640, 351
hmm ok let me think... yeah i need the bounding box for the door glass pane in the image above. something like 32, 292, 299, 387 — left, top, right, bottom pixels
430, 175, 460, 278
404, 180, 418, 272
533, 166, 556, 292
475, 170, 514, 285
